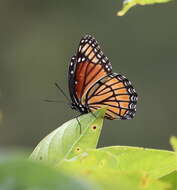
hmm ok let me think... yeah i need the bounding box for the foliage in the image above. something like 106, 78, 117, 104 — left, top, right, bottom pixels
1, 109, 177, 189
0, 159, 95, 190
30, 109, 105, 165
117, 0, 172, 16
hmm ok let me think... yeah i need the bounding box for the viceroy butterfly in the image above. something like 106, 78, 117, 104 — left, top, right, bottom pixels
68, 34, 138, 120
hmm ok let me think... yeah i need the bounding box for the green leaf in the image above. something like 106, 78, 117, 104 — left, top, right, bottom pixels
58, 150, 169, 190
170, 136, 177, 153
30, 108, 106, 165
90, 170, 169, 190
169, 136, 177, 176
0, 159, 96, 190
160, 171, 177, 190
58, 149, 118, 172
99, 146, 177, 179
117, 0, 172, 16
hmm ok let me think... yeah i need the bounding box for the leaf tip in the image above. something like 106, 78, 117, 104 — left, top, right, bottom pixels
117, 11, 124, 16
93, 107, 107, 119
170, 136, 177, 152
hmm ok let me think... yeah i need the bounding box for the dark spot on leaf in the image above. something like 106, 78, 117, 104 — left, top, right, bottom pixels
92, 126, 97, 130
39, 156, 43, 160
140, 174, 149, 188
99, 160, 105, 167
76, 147, 80, 152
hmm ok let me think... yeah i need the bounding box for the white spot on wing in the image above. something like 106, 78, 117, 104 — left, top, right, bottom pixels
97, 54, 101, 58
94, 48, 98, 53
102, 59, 106, 63
78, 46, 82, 52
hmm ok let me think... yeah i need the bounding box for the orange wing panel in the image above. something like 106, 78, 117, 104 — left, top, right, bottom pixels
75, 62, 108, 100
75, 62, 88, 99
85, 74, 137, 119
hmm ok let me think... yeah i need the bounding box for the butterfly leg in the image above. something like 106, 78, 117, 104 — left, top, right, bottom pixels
87, 107, 97, 119
76, 116, 82, 134
91, 111, 97, 118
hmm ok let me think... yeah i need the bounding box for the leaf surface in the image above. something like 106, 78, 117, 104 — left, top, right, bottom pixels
30, 108, 106, 165
0, 159, 96, 190
58, 149, 169, 190
99, 146, 177, 178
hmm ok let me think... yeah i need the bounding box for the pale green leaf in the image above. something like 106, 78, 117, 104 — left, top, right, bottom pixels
160, 171, 177, 190
0, 159, 96, 190
117, 0, 172, 16
169, 136, 177, 171
99, 146, 177, 178
58, 149, 169, 190
90, 170, 169, 190
30, 108, 106, 165
170, 136, 177, 153
58, 149, 118, 172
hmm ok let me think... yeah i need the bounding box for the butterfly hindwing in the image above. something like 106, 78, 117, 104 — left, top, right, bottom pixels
85, 73, 138, 120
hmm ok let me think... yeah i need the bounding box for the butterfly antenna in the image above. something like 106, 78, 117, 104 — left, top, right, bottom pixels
44, 99, 66, 103
54, 82, 70, 103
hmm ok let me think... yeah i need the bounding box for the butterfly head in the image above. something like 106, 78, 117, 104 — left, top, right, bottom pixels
70, 102, 77, 110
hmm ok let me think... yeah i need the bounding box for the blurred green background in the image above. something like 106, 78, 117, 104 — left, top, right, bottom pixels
0, 0, 177, 152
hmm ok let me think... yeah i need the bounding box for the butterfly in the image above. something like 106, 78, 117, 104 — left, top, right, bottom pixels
68, 35, 138, 120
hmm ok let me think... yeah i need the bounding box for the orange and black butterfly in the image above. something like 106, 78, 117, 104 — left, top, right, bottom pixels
68, 35, 138, 120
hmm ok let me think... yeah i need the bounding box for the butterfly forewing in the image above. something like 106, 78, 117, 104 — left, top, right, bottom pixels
68, 35, 112, 108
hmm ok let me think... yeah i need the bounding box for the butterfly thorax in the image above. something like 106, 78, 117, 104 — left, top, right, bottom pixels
70, 102, 88, 114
